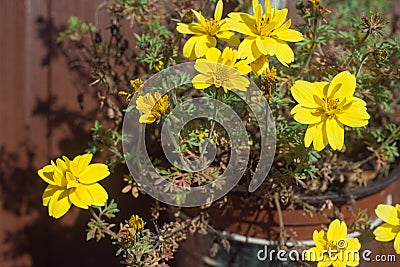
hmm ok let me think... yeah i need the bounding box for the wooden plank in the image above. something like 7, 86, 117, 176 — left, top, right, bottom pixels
48, 0, 106, 159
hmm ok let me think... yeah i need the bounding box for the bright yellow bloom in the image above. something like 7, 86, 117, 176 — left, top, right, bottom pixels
373, 204, 400, 254
154, 60, 164, 71
176, 0, 240, 60
136, 92, 169, 124
227, 0, 303, 68
38, 154, 110, 219
290, 71, 370, 151
128, 214, 145, 230
305, 219, 361, 266
192, 47, 251, 93
118, 78, 144, 102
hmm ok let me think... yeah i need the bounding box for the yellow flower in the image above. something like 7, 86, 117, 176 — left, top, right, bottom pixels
192, 47, 251, 93
227, 0, 303, 68
373, 204, 400, 254
118, 78, 144, 102
305, 219, 361, 266
154, 60, 164, 71
290, 71, 370, 151
128, 214, 145, 230
38, 154, 110, 219
176, 0, 240, 60
136, 92, 169, 124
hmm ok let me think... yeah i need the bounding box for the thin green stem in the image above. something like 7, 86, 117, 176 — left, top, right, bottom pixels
199, 89, 220, 168
297, 16, 319, 79
356, 51, 373, 78
344, 31, 370, 68
89, 207, 118, 239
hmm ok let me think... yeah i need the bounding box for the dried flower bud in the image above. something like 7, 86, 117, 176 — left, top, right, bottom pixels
373, 48, 388, 62
128, 214, 145, 230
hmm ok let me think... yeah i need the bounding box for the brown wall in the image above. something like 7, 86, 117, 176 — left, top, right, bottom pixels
0, 0, 126, 266
1, 0, 400, 267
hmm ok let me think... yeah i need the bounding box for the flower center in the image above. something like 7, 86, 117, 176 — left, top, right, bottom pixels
213, 66, 229, 87
66, 172, 80, 189
323, 97, 340, 118
256, 17, 274, 37
205, 19, 219, 35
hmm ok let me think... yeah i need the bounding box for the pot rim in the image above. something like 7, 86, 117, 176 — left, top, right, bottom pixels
299, 164, 400, 204
231, 164, 400, 205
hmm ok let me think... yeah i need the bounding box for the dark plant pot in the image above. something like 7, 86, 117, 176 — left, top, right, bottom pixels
174, 165, 400, 266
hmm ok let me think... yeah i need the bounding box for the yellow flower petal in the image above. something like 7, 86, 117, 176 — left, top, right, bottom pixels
328, 71, 356, 101
373, 223, 399, 242
326, 117, 344, 150
394, 232, 400, 254
139, 113, 157, 124
274, 41, 294, 66
274, 19, 291, 33
176, 23, 204, 34
375, 204, 400, 226
214, 0, 223, 21
69, 188, 90, 209
216, 30, 240, 46
346, 237, 361, 251
183, 36, 200, 60
195, 35, 216, 58
55, 158, 68, 173
256, 37, 278, 56
192, 10, 206, 27
205, 47, 222, 62
270, 8, 288, 30
230, 75, 250, 91
274, 29, 304, 42
48, 190, 71, 219
72, 154, 93, 175
79, 163, 110, 184
237, 37, 256, 59
73, 186, 94, 206
192, 74, 212, 89
250, 55, 269, 76
291, 80, 323, 108
313, 121, 329, 151
66, 172, 79, 189
235, 60, 252, 74
38, 165, 57, 185
83, 183, 108, 206
291, 105, 322, 124
305, 123, 319, 148
337, 98, 369, 127
42, 185, 60, 206
327, 219, 347, 243
227, 13, 256, 36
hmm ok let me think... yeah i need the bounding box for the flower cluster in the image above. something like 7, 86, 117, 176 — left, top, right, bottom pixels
176, 0, 370, 151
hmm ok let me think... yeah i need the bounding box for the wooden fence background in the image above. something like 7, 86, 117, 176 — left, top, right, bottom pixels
0, 0, 399, 266
0, 1, 126, 266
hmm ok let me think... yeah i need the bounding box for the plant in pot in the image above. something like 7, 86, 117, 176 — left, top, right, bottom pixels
37, 0, 400, 266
